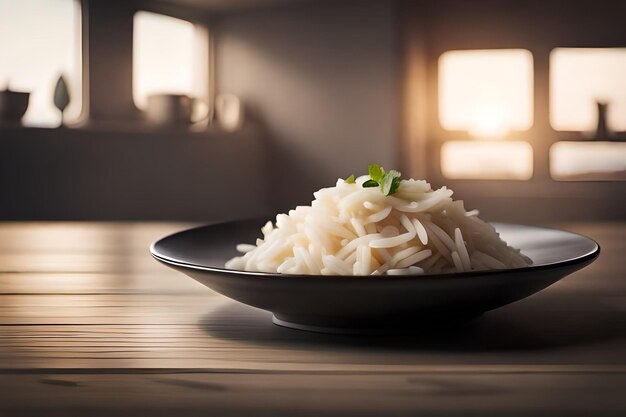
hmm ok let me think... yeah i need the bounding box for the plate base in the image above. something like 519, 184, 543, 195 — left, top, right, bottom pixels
272, 313, 482, 335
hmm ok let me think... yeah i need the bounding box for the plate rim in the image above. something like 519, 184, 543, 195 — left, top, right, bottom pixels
150, 220, 600, 281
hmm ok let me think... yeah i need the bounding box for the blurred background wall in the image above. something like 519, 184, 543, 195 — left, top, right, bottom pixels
0, 0, 624, 222
214, 0, 399, 209
0, 0, 398, 221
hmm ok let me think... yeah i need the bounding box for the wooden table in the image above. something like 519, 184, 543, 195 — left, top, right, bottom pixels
0, 222, 624, 416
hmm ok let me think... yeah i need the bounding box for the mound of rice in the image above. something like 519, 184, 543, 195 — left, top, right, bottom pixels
225, 176, 531, 275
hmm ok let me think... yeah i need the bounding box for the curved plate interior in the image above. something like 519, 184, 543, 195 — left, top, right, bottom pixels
151, 220, 599, 278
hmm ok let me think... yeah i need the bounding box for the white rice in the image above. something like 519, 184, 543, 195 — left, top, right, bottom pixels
225, 176, 532, 275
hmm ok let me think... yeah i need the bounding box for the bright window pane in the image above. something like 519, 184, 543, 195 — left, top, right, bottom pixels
439, 49, 533, 139
133, 11, 208, 109
0, 0, 82, 127
550, 48, 626, 132
550, 141, 626, 180
441, 141, 533, 180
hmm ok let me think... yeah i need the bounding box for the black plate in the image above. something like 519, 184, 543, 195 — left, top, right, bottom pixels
151, 219, 599, 333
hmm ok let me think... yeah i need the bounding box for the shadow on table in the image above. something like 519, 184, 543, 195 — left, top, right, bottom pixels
199, 294, 625, 353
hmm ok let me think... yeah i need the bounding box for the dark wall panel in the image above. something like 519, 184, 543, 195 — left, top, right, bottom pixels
0, 127, 270, 221
214, 0, 400, 210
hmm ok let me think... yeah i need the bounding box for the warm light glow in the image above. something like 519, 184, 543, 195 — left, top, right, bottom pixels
550, 141, 626, 180
439, 49, 533, 139
471, 106, 512, 139
0, 0, 82, 126
133, 11, 208, 109
550, 48, 626, 132
441, 141, 533, 180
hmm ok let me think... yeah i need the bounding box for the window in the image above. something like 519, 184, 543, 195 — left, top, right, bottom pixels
439, 49, 533, 139
550, 48, 626, 132
441, 141, 533, 180
133, 11, 208, 110
0, 0, 82, 127
437, 49, 534, 180
550, 141, 626, 180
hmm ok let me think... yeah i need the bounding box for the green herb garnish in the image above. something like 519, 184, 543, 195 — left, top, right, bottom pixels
345, 174, 355, 184
382, 170, 401, 195
362, 164, 402, 196
368, 164, 385, 183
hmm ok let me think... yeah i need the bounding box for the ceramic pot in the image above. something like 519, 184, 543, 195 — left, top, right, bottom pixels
0, 89, 30, 123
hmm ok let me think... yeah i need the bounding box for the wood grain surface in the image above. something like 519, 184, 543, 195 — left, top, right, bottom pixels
0, 222, 624, 416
